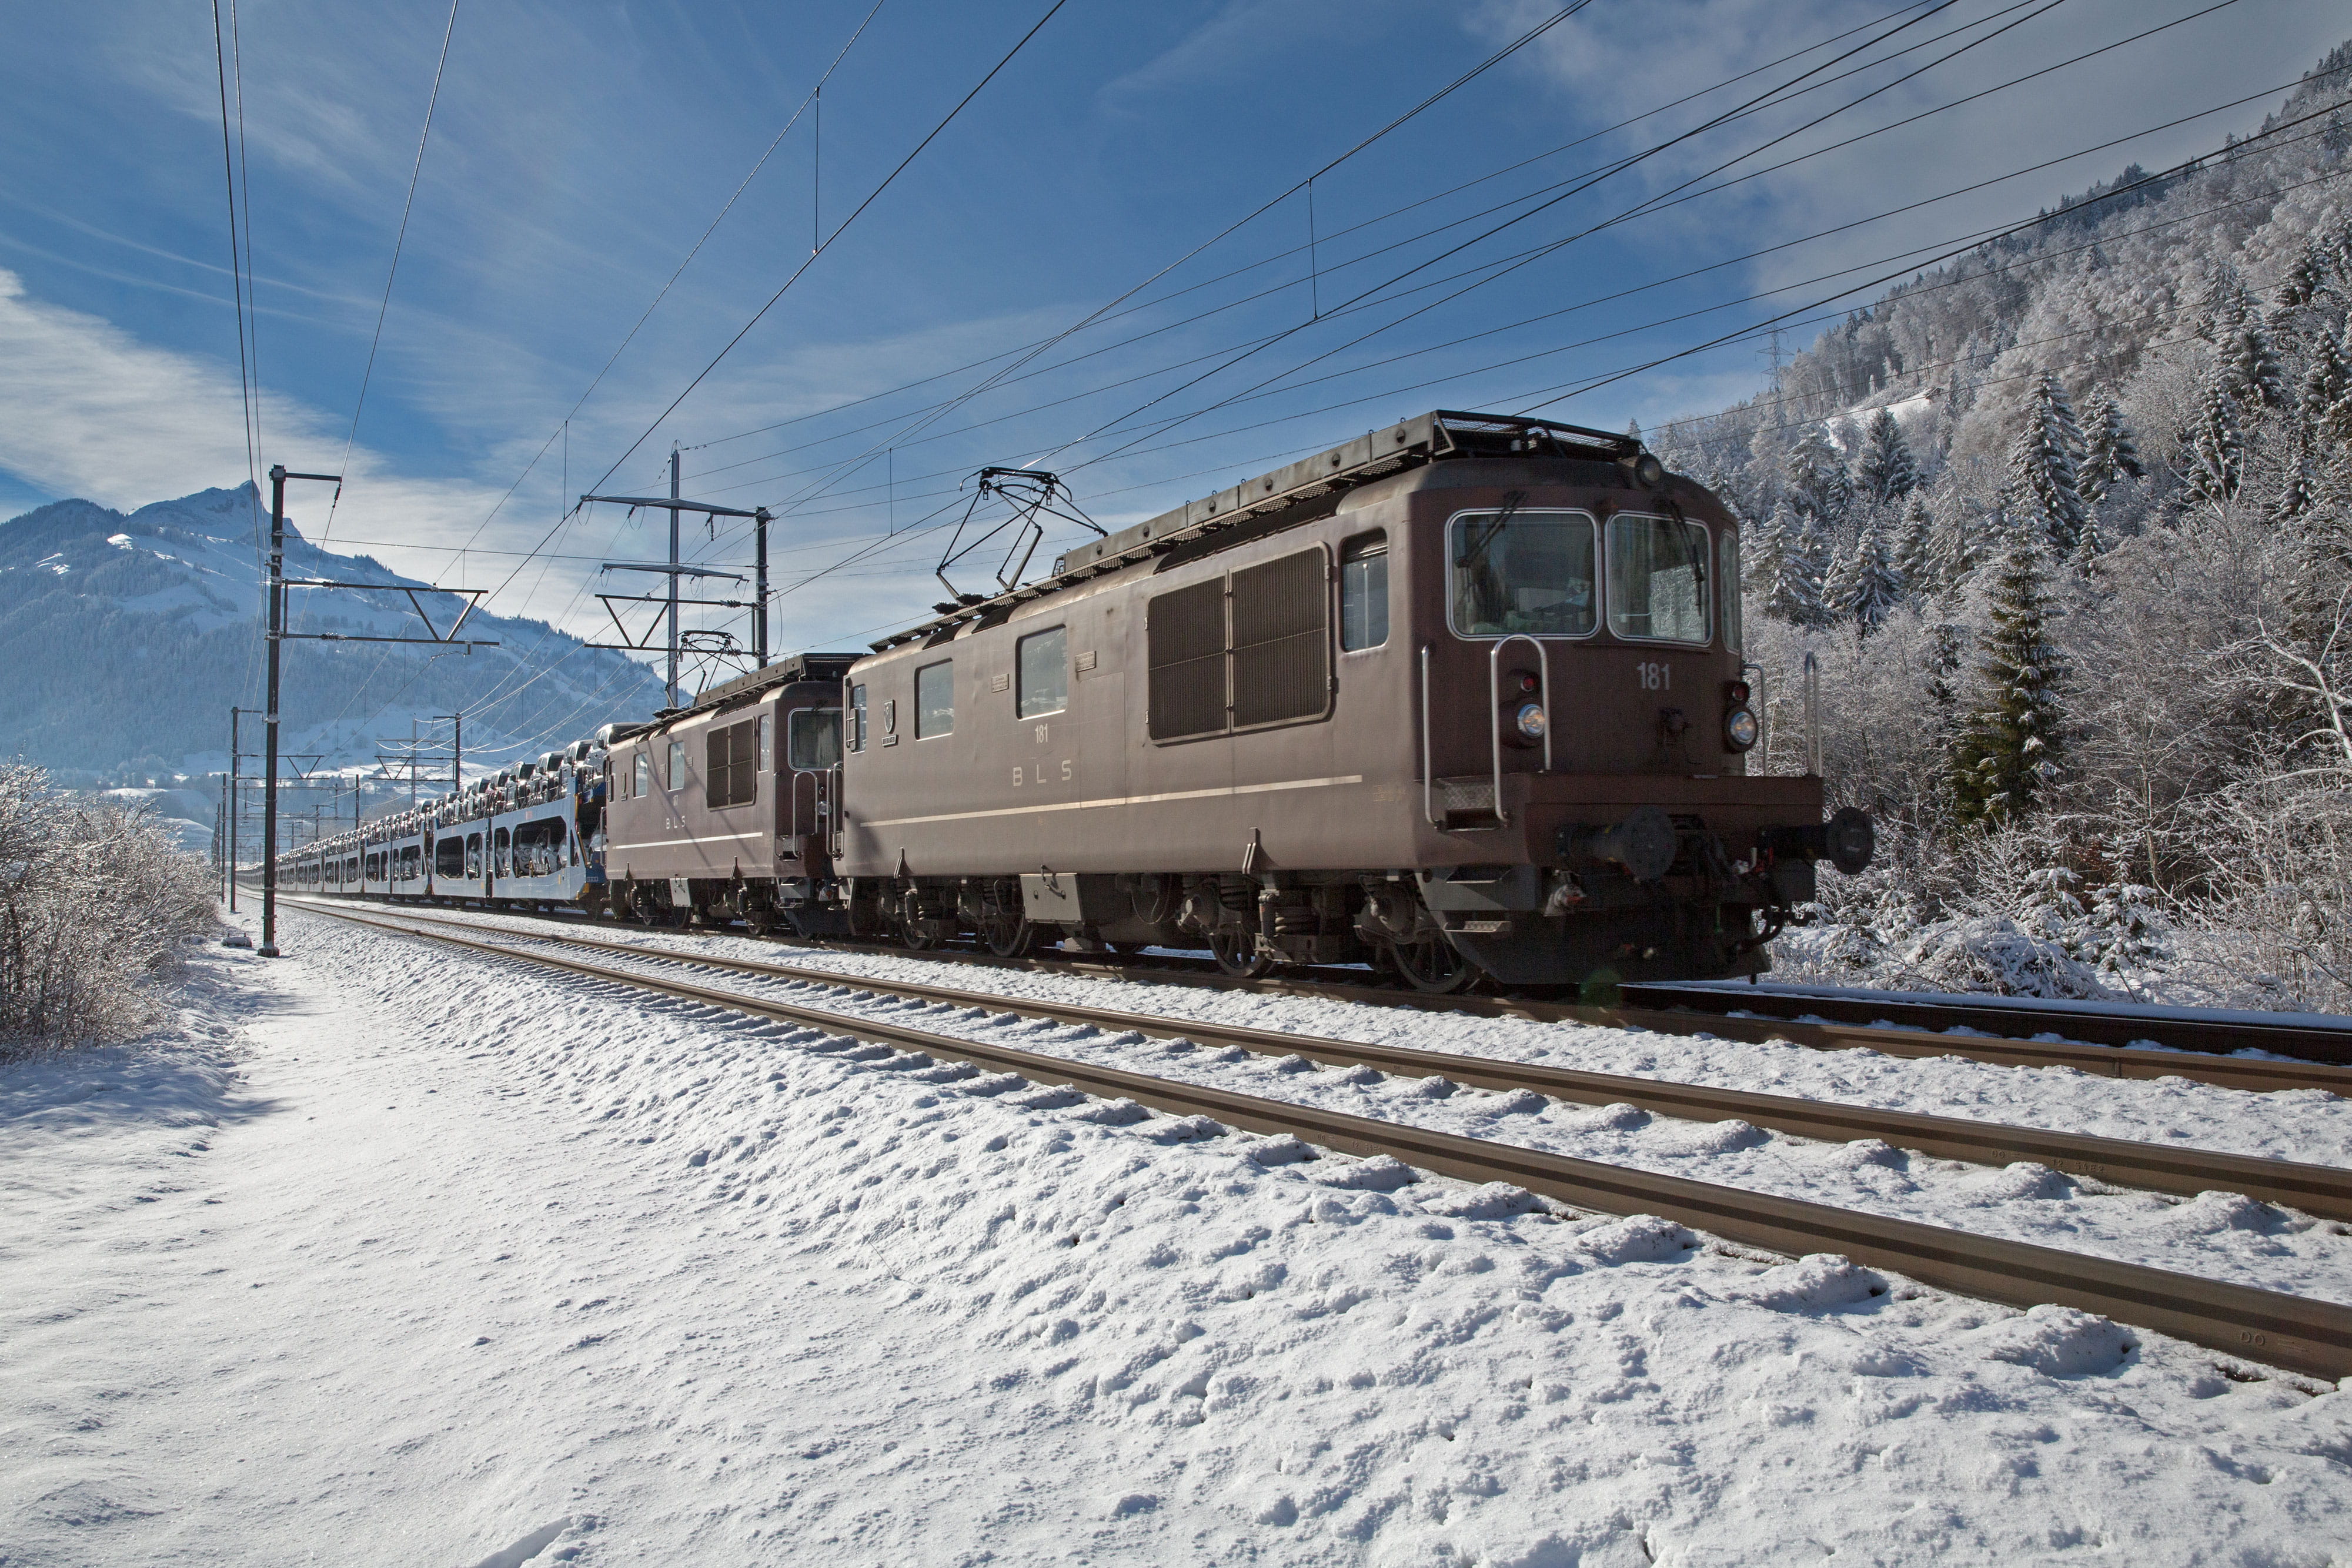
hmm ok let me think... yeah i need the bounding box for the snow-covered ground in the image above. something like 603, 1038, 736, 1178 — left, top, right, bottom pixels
5, 905, 2350, 1565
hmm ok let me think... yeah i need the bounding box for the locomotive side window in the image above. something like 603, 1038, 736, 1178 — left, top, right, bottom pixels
757, 714, 773, 773
916, 661, 954, 738
633, 750, 650, 798
1017, 626, 1068, 719
848, 684, 868, 752
789, 708, 843, 769
1719, 530, 1744, 656
667, 740, 687, 791
1339, 531, 1388, 651
1449, 510, 1596, 638
1605, 514, 1710, 644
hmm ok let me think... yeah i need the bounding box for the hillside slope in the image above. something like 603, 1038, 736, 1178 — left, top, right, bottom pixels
0, 483, 666, 775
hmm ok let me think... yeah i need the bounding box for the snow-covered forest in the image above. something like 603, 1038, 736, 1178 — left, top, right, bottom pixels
1647, 45, 2352, 1011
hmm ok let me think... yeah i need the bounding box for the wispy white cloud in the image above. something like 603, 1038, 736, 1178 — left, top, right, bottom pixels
0, 266, 490, 543
1100, 0, 1418, 103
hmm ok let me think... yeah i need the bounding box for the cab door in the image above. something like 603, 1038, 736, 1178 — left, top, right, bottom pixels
782, 701, 843, 873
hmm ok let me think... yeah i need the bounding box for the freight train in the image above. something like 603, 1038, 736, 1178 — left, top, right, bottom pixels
277, 410, 1870, 996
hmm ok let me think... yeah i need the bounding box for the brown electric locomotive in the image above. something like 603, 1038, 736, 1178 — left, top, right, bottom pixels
802, 409, 1868, 994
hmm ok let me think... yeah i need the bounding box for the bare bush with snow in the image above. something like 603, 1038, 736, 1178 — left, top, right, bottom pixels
0, 763, 216, 1054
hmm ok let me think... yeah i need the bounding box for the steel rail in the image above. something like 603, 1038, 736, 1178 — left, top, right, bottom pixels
266, 888, 2352, 1095
1623, 980, 2352, 1066
290, 898, 2352, 1223
288, 897, 2352, 1380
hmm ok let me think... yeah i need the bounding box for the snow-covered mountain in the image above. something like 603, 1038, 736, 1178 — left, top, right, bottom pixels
0, 482, 666, 778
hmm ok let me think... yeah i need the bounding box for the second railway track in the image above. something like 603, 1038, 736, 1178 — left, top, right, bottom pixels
290, 896, 2352, 1379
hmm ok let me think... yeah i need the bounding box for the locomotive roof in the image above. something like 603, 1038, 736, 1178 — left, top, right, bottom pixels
649, 650, 861, 721
868, 409, 1646, 652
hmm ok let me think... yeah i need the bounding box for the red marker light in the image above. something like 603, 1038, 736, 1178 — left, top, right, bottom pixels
1726, 680, 1751, 705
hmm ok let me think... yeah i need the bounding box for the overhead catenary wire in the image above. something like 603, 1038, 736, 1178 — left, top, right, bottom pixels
452, 1, 1945, 700
680, 53, 2312, 516
704, 0, 2094, 571
322, 0, 462, 544
208, 0, 268, 722
433, 6, 2305, 710
443, 0, 889, 566
569, 0, 1077, 509
1051, 0, 2094, 480
672, 0, 1952, 461
740, 121, 2352, 630
422, 0, 1078, 744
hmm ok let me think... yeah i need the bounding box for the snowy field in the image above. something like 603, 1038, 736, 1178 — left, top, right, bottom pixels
4, 905, 2350, 1565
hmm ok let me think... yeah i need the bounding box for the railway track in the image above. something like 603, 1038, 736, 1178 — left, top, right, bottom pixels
266, 888, 2352, 1096
1625, 980, 2352, 1067
287, 896, 2352, 1380
286, 896, 2352, 1219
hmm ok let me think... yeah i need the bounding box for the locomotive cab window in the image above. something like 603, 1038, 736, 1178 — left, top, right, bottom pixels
848, 684, 868, 753
1017, 626, 1067, 718
789, 708, 842, 770
1449, 510, 1596, 638
915, 661, 954, 738
1339, 531, 1388, 651
1606, 514, 1710, 644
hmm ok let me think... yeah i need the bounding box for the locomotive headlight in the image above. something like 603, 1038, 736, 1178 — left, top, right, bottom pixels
1515, 701, 1548, 740
1724, 706, 1759, 751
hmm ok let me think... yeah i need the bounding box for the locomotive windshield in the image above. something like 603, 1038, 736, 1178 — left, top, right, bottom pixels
1605, 514, 1710, 644
1448, 510, 1596, 637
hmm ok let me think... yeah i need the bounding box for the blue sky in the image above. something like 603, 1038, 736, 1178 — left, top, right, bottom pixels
1, 0, 2346, 664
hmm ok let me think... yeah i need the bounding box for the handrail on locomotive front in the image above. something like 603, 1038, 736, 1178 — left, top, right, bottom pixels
1421, 636, 1557, 830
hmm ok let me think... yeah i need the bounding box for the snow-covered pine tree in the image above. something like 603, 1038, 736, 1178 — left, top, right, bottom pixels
2298, 322, 2351, 448
2225, 319, 2288, 409
1854, 407, 1918, 504
1950, 527, 2066, 824
2181, 365, 2246, 517
1892, 493, 1936, 593
2197, 265, 2256, 342
1930, 499, 1987, 590
2001, 373, 2090, 554
2079, 394, 2143, 503
1783, 427, 1855, 532
1836, 507, 1906, 633
1765, 504, 1830, 626
1745, 499, 1792, 600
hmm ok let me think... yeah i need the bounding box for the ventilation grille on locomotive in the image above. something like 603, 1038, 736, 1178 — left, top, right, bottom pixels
1146, 547, 1330, 741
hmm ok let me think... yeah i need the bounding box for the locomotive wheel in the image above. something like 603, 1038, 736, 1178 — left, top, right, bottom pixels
902, 917, 938, 951
1393, 934, 1476, 994
1208, 928, 1274, 979
983, 915, 1037, 958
